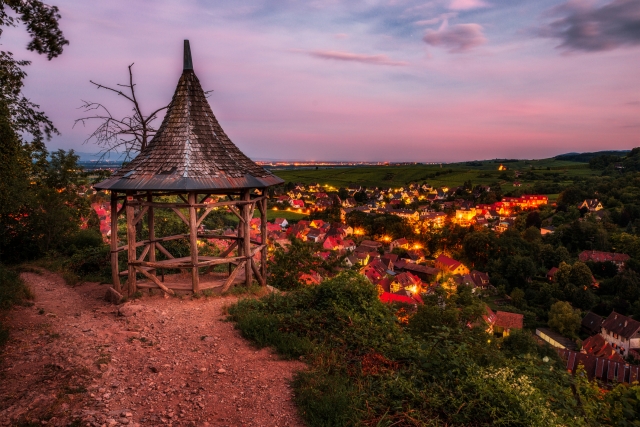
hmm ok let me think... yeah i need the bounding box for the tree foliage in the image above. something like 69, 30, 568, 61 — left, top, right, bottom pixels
548, 301, 581, 339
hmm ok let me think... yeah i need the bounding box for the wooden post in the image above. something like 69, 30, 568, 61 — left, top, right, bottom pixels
188, 192, 200, 293
260, 194, 267, 286
243, 190, 252, 287
236, 194, 244, 259
126, 193, 137, 295
147, 192, 156, 280
110, 192, 121, 292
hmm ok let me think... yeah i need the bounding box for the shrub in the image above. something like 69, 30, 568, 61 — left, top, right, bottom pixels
0, 264, 34, 347
229, 272, 592, 426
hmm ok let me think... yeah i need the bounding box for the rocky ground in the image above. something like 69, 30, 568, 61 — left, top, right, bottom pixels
0, 271, 306, 427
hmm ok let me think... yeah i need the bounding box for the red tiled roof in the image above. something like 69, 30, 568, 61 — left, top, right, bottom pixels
494, 311, 523, 330
379, 292, 416, 305
601, 311, 640, 339
582, 334, 625, 362
578, 250, 630, 264
435, 255, 462, 271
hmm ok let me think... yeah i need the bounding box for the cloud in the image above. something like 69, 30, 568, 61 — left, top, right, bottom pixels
306, 50, 409, 66
448, 0, 489, 11
423, 23, 486, 52
538, 0, 640, 52
415, 12, 458, 26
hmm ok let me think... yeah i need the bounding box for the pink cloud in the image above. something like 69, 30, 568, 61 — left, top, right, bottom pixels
424, 23, 486, 52
449, 0, 489, 11
307, 50, 409, 66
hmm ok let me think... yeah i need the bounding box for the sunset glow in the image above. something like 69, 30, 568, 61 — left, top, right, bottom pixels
3, 0, 637, 162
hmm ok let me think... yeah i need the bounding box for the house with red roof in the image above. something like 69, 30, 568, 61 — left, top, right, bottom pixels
474, 305, 523, 337
470, 270, 490, 288
391, 272, 422, 294
578, 199, 603, 212
389, 238, 409, 251
579, 251, 630, 269
291, 199, 305, 209
493, 311, 524, 337
361, 260, 387, 285
310, 219, 325, 228
342, 239, 356, 251
600, 311, 640, 357
306, 228, 326, 243
323, 236, 344, 251
314, 198, 333, 211
274, 217, 288, 228
435, 255, 469, 276
266, 223, 281, 233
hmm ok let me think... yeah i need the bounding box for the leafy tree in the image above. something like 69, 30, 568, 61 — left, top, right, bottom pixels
502, 255, 536, 291
0, 100, 29, 250
0, 0, 68, 261
548, 301, 581, 338
462, 229, 496, 268
337, 187, 349, 200
1, 0, 68, 145
525, 210, 542, 229
539, 244, 571, 269
269, 238, 336, 291
510, 287, 525, 308
610, 270, 640, 302
353, 190, 367, 203
523, 226, 541, 242
557, 186, 587, 209
501, 329, 538, 358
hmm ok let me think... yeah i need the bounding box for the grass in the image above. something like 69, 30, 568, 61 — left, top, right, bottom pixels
271, 160, 599, 192
262, 210, 308, 221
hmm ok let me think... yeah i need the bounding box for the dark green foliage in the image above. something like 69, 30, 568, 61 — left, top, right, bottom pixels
0, 264, 32, 310
0, 264, 34, 347
345, 211, 413, 241
555, 150, 628, 163
548, 301, 581, 339
1, 0, 69, 60
228, 273, 621, 426
268, 238, 341, 291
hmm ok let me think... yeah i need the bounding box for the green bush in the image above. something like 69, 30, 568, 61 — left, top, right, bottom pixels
0, 264, 33, 310
0, 264, 34, 347
66, 229, 104, 252
228, 272, 608, 426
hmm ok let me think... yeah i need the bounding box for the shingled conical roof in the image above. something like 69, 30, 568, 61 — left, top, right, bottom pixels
95, 40, 283, 192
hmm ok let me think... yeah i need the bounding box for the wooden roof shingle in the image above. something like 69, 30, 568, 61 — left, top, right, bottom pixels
95, 40, 283, 192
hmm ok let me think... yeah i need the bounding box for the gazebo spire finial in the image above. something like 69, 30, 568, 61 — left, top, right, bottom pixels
183, 39, 193, 71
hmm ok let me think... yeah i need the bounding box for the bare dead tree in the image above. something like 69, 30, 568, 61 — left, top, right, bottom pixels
74, 63, 169, 161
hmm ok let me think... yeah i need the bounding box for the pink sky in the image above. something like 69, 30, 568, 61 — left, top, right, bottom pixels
4, 0, 639, 162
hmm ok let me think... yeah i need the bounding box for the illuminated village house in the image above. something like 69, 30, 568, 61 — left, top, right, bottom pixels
94, 41, 283, 295
435, 255, 469, 276
600, 312, 640, 357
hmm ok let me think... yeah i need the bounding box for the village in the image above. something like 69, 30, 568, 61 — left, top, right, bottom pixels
1, 2, 639, 424
85, 178, 640, 386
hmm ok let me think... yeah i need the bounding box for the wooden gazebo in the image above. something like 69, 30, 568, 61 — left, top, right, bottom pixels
94, 40, 283, 296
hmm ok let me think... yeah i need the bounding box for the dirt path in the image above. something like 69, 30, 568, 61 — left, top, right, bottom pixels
0, 271, 306, 427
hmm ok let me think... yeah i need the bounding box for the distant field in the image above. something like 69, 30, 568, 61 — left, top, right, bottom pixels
260, 210, 308, 221
271, 158, 598, 190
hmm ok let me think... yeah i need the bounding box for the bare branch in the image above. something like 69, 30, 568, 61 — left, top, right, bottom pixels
75, 63, 169, 161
